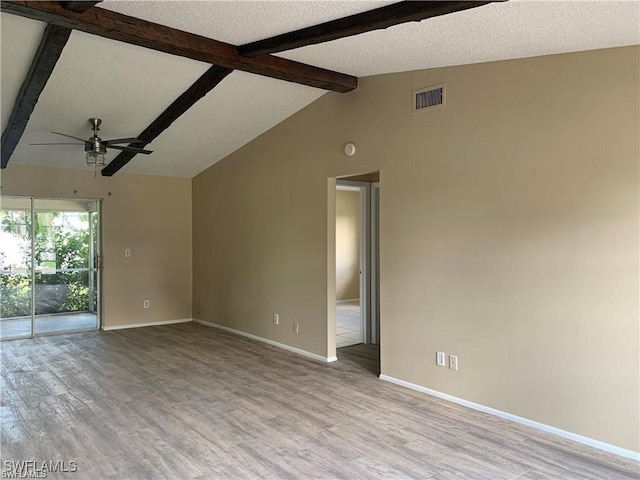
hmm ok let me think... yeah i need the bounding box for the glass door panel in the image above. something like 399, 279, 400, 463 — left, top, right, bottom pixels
0, 197, 33, 340
33, 199, 99, 335
89, 210, 99, 315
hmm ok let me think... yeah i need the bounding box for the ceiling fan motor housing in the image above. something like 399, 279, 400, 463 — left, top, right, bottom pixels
85, 137, 107, 154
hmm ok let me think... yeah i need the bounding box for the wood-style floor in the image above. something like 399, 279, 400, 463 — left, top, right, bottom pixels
1, 323, 638, 480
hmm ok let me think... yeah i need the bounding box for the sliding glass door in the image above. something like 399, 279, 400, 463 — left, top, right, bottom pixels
0, 197, 33, 339
0, 197, 101, 340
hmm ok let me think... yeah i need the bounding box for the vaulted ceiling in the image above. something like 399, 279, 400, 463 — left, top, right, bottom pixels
1, 0, 638, 178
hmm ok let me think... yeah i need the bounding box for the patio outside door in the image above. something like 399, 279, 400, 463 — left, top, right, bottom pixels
0, 197, 101, 340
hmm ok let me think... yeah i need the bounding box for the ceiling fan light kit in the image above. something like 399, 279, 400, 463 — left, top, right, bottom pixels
85, 150, 106, 167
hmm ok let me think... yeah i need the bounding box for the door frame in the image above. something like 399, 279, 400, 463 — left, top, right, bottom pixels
370, 182, 380, 344
0, 195, 102, 339
336, 179, 371, 345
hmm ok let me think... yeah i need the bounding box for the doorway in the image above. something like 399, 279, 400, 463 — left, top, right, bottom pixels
335, 182, 364, 347
0, 196, 101, 340
334, 173, 380, 356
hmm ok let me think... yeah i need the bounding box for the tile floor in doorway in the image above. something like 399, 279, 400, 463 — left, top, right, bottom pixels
336, 300, 361, 347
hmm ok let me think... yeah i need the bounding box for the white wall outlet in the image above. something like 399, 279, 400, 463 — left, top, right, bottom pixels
449, 354, 458, 371
143, 300, 150, 309
273, 314, 279, 325
293, 322, 299, 334
436, 351, 445, 367
125, 248, 131, 257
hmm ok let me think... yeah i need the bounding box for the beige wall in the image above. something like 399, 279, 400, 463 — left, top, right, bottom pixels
0, 165, 192, 328
335, 189, 360, 301
193, 46, 639, 452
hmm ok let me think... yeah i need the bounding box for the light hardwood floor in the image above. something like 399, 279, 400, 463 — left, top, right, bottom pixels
1, 323, 638, 479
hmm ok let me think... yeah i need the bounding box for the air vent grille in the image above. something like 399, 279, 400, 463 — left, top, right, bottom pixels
414, 84, 445, 112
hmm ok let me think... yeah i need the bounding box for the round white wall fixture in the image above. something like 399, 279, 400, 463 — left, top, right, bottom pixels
344, 143, 356, 156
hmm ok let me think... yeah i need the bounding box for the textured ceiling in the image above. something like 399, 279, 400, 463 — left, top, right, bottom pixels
2, 20, 325, 177
1, 0, 638, 178
99, 0, 397, 45
280, 0, 640, 76
0, 14, 45, 130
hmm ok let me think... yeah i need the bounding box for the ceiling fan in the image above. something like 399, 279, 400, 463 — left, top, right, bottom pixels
30, 118, 152, 167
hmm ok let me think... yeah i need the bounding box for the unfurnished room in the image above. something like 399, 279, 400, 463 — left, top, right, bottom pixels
0, 1, 639, 479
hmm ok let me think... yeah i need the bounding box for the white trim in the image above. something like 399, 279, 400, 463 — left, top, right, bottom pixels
370, 181, 380, 344
336, 179, 370, 345
359, 183, 370, 344
193, 318, 337, 363
379, 374, 640, 461
102, 318, 191, 331
336, 298, 359, 304
336, 185, 360, 192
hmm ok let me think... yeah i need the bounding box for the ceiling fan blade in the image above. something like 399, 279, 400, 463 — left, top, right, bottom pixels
51, 131, 88, 142
104, 137, 144, 145
108, 145, 153, 155
29, 142, 84, 145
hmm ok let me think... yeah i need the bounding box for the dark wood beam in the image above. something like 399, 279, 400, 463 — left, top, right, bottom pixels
0, 1, 357, 93
1, 24, 71, 169
239, 1, 498, 57
101, 65, 233, 176
60, 1, 102, 13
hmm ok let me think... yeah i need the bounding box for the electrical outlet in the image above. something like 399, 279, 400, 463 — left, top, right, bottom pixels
449, 354, 458, 371
125, 248, 131, 257
436, 351, 445, 367
273, 314, 279, 325
293, 321, 299, 334
143, 300, 150, 309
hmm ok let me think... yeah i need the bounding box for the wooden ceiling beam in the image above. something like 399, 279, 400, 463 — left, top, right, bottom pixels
239, 1, 498, 57
59, 1, 102, 13
0, 1, 357, 93
1, 24, 71, 169
101, 65, 233, 176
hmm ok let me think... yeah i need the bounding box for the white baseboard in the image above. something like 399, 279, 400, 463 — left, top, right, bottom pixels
102, 318, 191, 331
193, 318, 337, 363
379, 374, 639, 462
336, 298, 359, 304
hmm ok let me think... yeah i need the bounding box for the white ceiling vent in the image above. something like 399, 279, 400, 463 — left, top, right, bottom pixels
414, 84, 445, 112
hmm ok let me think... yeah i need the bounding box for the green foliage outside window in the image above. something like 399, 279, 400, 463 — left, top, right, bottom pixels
1, 210, 95, 318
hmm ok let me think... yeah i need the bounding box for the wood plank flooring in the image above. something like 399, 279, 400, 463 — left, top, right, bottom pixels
338, 343, 380, 377
1, 323, 638, 479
